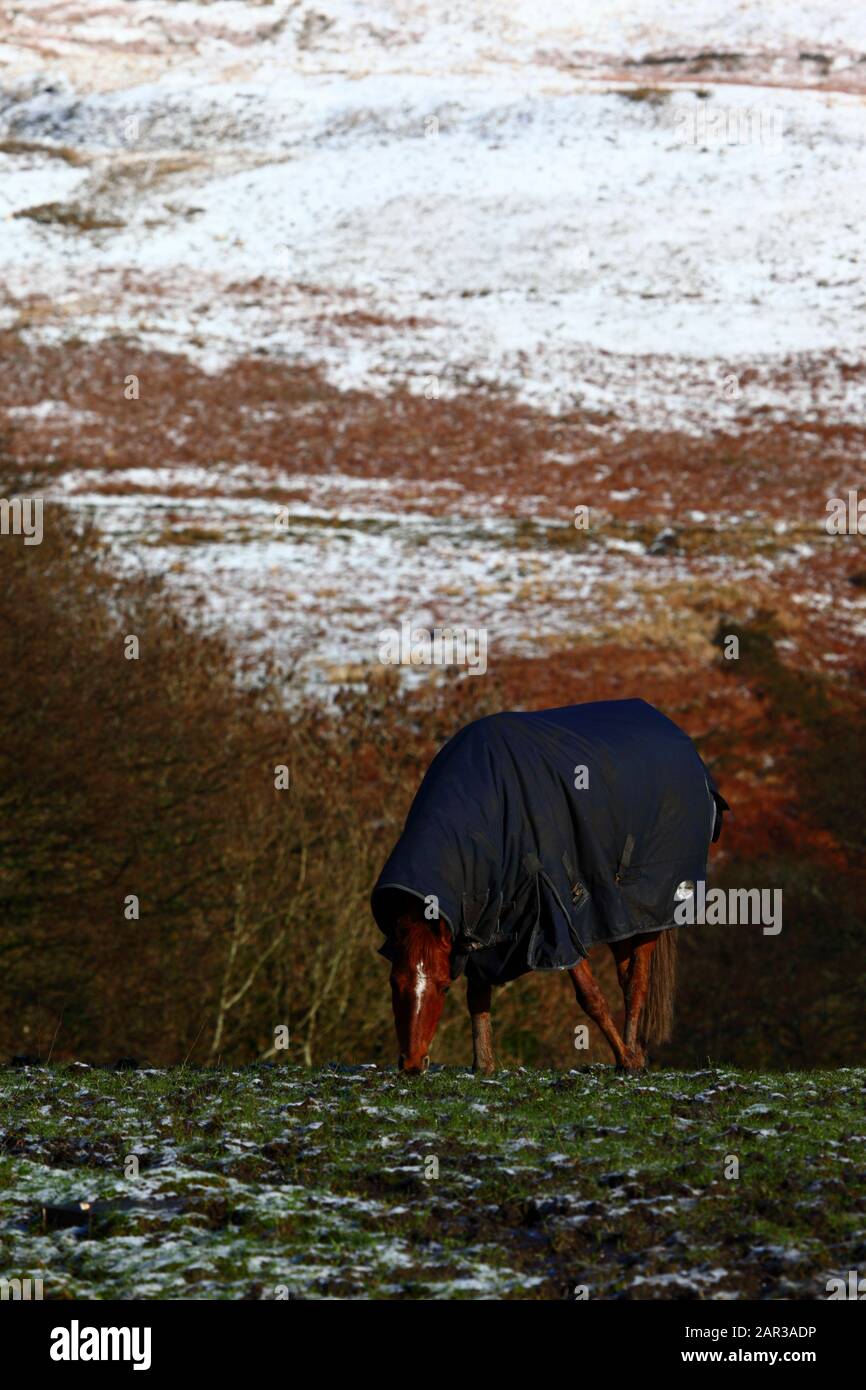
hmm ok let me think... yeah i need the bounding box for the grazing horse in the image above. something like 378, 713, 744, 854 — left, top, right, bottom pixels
372, 699, 727, 1074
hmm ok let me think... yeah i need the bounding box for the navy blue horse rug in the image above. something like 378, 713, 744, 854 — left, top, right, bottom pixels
372, 698, 729, 987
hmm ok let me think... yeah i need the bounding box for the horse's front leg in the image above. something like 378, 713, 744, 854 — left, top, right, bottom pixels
568, 958, 635, 1070
467, 972, 495, 1075
610, 933, 659, 1069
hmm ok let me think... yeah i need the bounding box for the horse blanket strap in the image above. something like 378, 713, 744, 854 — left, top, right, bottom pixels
615, 833, 636, 883
372, 698, 728, 987
561, 851, 586, 904
710, 790, 731, 842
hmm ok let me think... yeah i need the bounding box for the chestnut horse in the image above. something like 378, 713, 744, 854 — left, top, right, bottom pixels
387, 902, 676, 1075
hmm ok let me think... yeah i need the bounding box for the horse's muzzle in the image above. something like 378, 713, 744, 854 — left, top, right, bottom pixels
398, 1053, 430, 1075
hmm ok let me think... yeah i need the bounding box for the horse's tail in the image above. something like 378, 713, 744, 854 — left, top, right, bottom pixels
641, 929, 678, 1046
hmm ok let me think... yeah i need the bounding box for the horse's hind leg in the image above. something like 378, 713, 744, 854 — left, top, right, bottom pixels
467, 973, 495, 1075
568, 959, 635, 1070
610, 933, 659, 1068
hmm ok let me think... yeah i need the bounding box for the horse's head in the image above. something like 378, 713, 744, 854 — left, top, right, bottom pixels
388, 908, 453, 1074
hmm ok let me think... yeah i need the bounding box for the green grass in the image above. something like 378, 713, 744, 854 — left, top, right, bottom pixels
1, 1064, 863, 1299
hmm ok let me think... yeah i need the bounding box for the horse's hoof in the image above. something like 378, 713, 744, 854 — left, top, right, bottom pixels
616, 1050, 646, 1073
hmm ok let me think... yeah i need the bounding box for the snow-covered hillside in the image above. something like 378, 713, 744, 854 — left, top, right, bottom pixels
1, 2, 863, 686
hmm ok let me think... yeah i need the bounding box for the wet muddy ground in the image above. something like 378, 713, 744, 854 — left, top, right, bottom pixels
1, 1063, 864, 1299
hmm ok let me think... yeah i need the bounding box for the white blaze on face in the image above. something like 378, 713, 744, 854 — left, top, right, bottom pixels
413, 961, 428, 1014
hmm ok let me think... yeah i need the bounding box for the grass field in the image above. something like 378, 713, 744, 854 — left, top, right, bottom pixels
1, 1064, 864, 1300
